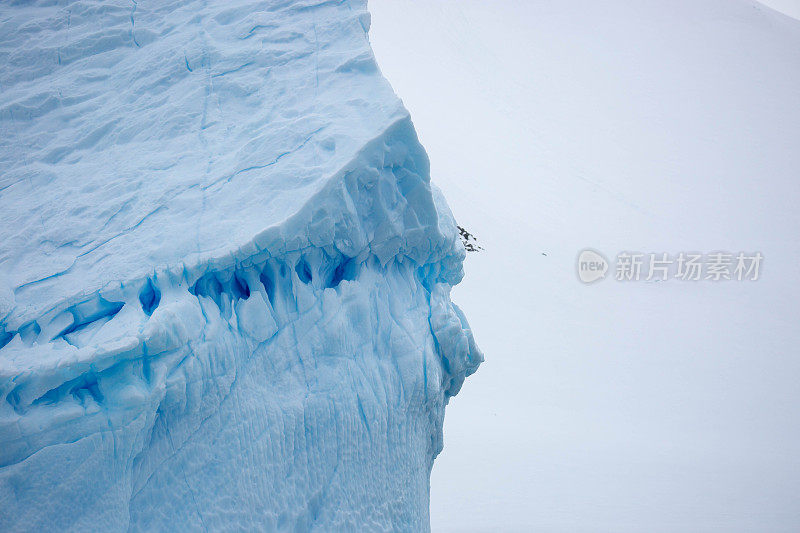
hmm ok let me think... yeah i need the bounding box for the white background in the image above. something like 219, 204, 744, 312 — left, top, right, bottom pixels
369, 1, 800, 531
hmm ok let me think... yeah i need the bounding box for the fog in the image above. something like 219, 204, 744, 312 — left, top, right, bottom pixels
369, 1, 800, 531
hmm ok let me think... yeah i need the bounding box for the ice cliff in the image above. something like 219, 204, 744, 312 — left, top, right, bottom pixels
0, 0, 481, 530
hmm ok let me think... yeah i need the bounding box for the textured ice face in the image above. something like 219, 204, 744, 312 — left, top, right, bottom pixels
0, 0, 398, 326
0, 1, 481, 530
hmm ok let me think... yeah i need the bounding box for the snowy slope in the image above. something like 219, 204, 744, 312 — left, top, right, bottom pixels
0, 1, 480, 530
368, 1, 800, 531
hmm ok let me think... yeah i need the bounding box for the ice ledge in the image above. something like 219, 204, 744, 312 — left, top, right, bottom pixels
0, 115, 482, 470
0, 115, 461, 338
0, 116, 481, 529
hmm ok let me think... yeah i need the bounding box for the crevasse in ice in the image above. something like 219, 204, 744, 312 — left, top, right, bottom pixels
0, 1, 481, 530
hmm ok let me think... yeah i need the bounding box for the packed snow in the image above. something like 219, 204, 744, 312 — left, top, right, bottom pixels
0, 1, 480, 530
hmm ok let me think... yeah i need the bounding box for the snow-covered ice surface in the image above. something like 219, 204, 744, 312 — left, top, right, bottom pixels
368, 1, 800, 531
0, 1, 481, 530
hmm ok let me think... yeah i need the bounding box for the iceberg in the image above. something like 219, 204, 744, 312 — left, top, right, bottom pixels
0, 0, 481, 530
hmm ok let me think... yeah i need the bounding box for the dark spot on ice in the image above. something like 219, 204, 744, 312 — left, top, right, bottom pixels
139, 278, 161, 315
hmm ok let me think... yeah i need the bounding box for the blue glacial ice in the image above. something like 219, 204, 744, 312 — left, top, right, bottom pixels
0, 0, 481, 530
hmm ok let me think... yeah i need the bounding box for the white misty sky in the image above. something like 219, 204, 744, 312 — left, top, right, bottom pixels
755, 0, 800, 19
369, 1, 800, 532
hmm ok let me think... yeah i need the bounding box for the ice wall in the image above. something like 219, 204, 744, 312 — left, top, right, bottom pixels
0, 1, 481, 530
